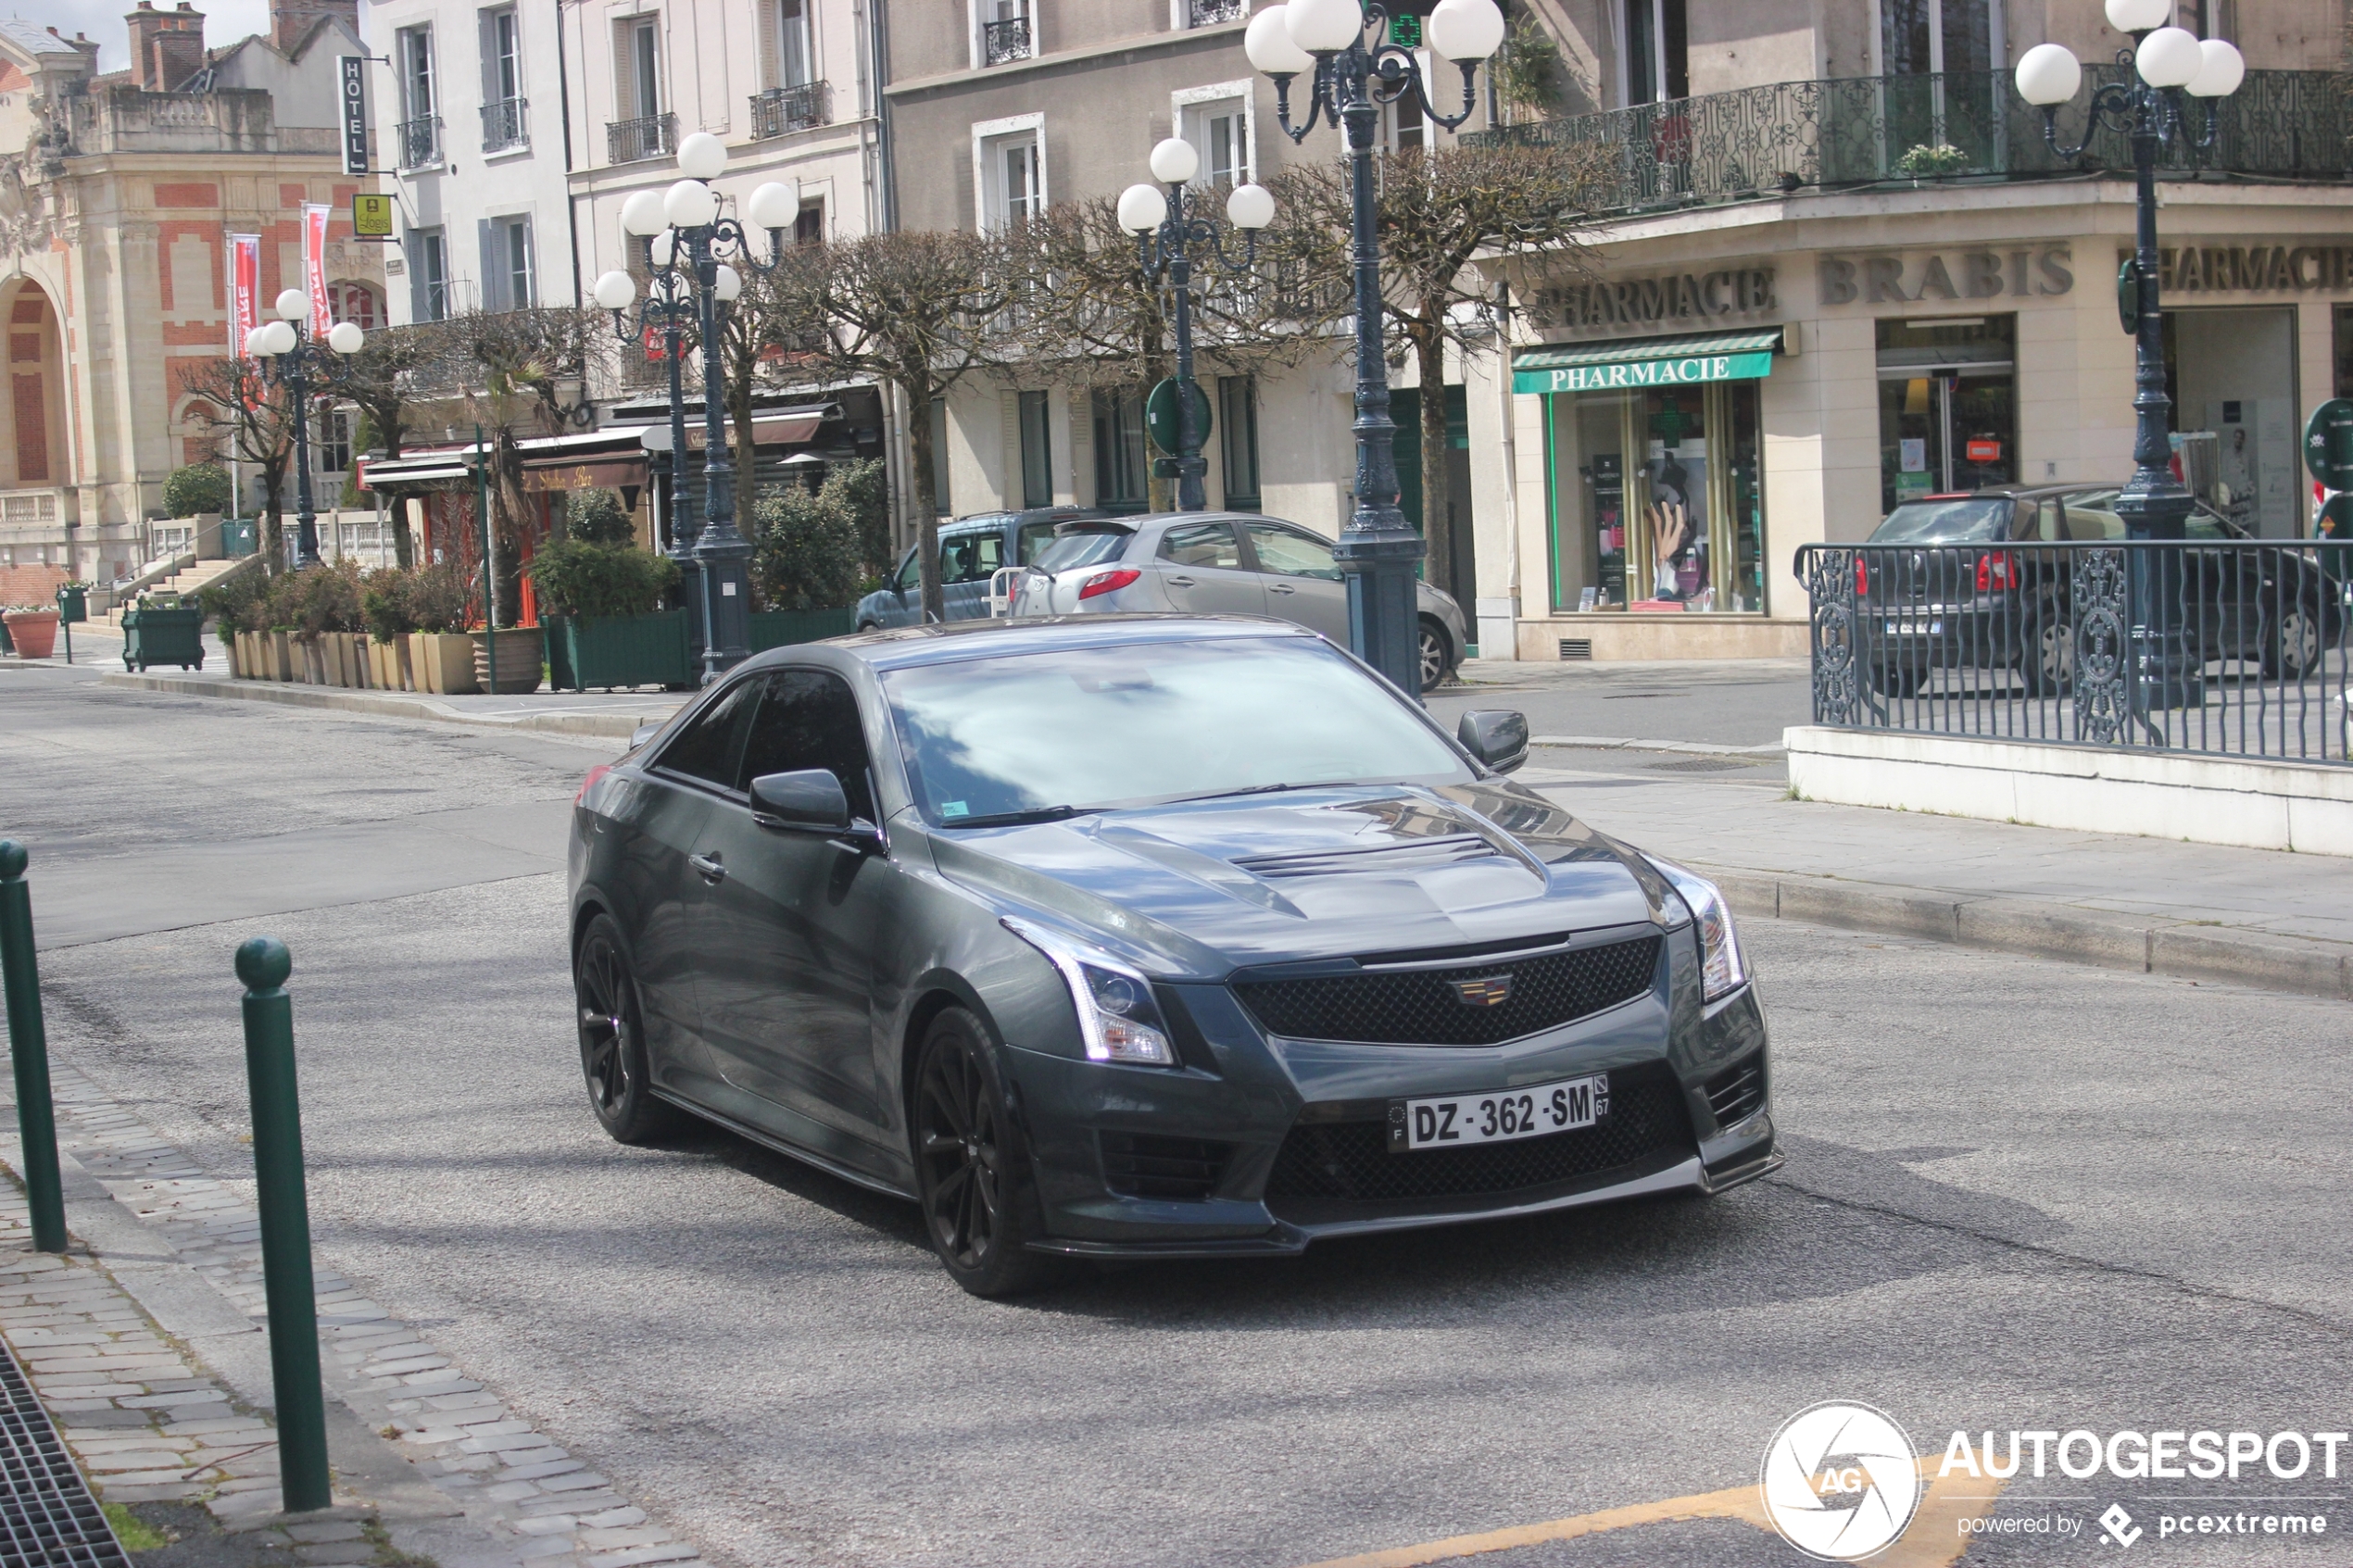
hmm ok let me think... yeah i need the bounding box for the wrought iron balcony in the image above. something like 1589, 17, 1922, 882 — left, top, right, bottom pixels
983, 16, 1031, 66
607, 111, 677, 165
480, 97, 528, 153
395, 114, 442, 169
1189, 0, 1248, 23
1466, 68, 2350, 215
749, 81, 831, 139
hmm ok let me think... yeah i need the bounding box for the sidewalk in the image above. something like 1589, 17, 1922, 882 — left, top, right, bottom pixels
71, 657, 2353, 1001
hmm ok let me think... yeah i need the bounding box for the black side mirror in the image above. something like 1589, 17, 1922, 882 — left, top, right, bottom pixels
749, 769, 851, 831
630, 721, 662, 750
1457, 709, 1529, 774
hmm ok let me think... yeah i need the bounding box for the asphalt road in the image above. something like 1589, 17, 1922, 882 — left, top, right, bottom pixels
5, 664, 2348, 1568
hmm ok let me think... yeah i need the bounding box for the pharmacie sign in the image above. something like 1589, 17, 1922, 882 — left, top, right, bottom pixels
1514, 352, 1773, 394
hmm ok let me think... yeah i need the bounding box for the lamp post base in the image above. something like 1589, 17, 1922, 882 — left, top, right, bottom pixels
2117, 473, 2203, 714
1336, 521, 1424, 697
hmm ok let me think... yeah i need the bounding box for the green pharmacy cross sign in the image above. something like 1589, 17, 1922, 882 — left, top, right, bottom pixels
2304, 398, 2353, 492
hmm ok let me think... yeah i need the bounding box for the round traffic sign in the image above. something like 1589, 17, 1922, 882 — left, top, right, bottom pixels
2304, 398, 2353, 490
1144, 377, 1213, 458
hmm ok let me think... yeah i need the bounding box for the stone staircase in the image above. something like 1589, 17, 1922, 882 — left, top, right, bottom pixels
100, 556, 257, 630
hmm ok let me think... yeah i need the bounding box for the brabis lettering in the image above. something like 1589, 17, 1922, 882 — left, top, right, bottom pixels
1820, 246, 2072, 305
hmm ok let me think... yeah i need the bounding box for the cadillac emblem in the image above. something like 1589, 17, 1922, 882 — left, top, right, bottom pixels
1450, 976, 1514, 1008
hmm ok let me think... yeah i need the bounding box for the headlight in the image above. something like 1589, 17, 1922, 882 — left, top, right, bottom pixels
1642, 856, 1747, 1004
1001, 919, 1177, 1066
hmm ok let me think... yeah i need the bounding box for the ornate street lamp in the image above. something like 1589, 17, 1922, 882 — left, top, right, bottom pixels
2015, 3, 2243, 707
1246, 0, 1504, 699
246, 290, 365, 570
594, 246, 703, 654
601, 135, 800, 680
1116, 141, 1276, 513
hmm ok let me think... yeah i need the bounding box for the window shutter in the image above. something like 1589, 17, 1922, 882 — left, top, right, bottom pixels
998, 389, 1023, 510
407, 232, 427, 321
478, 10, 499, 107
755, 0, 777, 93
477, 219, 501, 312
612, 25, 637, 122
1066, 389, 1094, 505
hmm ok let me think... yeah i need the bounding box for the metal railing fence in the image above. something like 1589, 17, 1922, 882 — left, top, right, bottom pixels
749, 81, 831, 139
1469, 68, 2348, 214
396, 114, 442, 169
1799, 538, 2353, 765
607, 112, 677, 164
480, 97, 528, 152
983, 17, 1032, 65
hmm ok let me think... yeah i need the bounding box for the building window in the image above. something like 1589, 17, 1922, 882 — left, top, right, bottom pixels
1218, 375, 1260, 510
793, 202, 824, 245
1092, 388, 1148, 514
328, 282, 382, 330
1547, 379, 1765, 613
775, 0, 811, 87
1180, 94, 1249, 186
975, 121, 1044, 230
410, 228, 449, 321
928, 397, 951, 515
484, 216, 534, 310
1875, 314, 2015, 512
1881, 0, 1998, 78
2335, 304, 2353, 401
480, 6, 527, 151
319, 409, 353, 474
979, 0, 1031, 66
397, 25, 441, 165
1018, 390, 1051, 508
1622, 0, 1686, 105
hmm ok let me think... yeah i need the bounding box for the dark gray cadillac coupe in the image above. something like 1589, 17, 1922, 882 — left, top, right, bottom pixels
567, 616, 1776, 1295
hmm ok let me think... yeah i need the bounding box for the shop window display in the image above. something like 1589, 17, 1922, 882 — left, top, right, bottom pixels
1876, 315, 2016, 513
1553, 381, 1765, 614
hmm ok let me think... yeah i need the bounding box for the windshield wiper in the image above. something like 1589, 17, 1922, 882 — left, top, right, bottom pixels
937, 804, 1100, 829
1165, 781, 1328, 805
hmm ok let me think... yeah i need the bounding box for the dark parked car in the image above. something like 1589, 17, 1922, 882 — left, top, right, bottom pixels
1009, 512, 1470, 692
1858, 486, 2347, 696
569, 617, 1774, 1294
855, 508, 1104, 630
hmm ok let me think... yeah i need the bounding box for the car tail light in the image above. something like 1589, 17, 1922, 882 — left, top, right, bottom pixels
1976, 551, 2016, 593
1855, 556, 1869, 596
1078, 568, 1142, 601
576, 763, 611, 805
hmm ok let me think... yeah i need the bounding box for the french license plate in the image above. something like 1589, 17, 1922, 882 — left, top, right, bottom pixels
1387, 1073, 1609, 1154
1885, 618, 1942, 636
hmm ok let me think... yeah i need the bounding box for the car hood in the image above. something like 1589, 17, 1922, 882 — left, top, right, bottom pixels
920, 781, 1677, 977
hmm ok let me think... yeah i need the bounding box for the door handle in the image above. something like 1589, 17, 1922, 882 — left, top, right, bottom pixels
688, 853, 726, 884
1164, 574, 1195, 587
1268, 583, 1297, 596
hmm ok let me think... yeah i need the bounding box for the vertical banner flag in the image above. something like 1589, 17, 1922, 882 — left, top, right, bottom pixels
338, 56, 368, 175
227, 232, 261, 356
303, 203, 333, 338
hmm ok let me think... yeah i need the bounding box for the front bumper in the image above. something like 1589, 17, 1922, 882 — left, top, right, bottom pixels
1000, 974, 1775, 1259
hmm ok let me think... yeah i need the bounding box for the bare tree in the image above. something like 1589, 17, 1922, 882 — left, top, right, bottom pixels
770, 230, 1018, 621
178, 357, 296, 568
1276, 143, 1603, 596
315, 320, 446, 566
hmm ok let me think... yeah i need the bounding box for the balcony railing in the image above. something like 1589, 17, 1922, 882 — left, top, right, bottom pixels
1189, 0, 1248, 23
608, 111, 677, 165
749, 81, 831, 139
1467, 68, 2350, 214
480, 96, 528, 153
983, 16, 1032, 65
396, 114, 443, 169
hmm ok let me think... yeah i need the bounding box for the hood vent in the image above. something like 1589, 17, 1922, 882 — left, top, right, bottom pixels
1234, 834, 1501, 880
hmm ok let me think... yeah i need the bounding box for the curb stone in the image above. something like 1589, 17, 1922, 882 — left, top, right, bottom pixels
97, 672, 680, 743
1703, 867, 2352, 1002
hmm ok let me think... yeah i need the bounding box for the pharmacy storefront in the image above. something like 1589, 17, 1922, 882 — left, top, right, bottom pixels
1484, 188, 2353, 662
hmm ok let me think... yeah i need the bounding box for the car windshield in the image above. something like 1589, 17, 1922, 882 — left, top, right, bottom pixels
1869, 497, 2014, 544
1031, 526, 1132, 573
883, 636, 1472, 825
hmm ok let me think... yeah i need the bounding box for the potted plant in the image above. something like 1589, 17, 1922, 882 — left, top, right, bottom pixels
405, 564, 479, 694
1894, 143, 1971, 182
529, 496, 687, 691
748, 470, 866, 651
361, 568, 417, 690
3, 603, 60, 659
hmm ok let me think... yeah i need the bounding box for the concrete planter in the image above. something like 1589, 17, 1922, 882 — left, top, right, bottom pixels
266, 631, 291, 682
3, 609, 57, 659
412, 633, 480, 695
472, 628, 545, 695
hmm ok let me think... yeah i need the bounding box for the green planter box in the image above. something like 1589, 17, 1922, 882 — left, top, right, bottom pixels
547, 610, 694, 692
747, 607, 856, 652
221, 518, 258, 557
122, 600, 207, 671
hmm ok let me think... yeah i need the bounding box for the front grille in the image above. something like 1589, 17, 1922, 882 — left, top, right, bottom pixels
0, 1336, 131, 1566
1234, 934, 1661, 1047
1704, 1054, 1765, 1127
1263, 1060, 1692, 1216
1101, 1131, 1231, 1200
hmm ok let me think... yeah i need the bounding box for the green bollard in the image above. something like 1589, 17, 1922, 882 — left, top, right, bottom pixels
0, 842, 67, 1254
234, 937, 332, 1514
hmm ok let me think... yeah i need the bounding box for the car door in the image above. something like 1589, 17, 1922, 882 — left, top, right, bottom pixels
627, 677, 765, 1098
688, 668, 893, 1167
1152, 519, 1265, 617
877, 548, 922, 627
939, 527, 1008, 621
1240, 519, 1351, 642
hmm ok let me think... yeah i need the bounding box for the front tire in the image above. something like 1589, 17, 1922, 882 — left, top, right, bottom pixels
1417, 617, 1452, 694
573, 914, 683, 1145
912, 1009, 1056, 1298
2019, 592, 2072, 697
2261, 599, 2324, 679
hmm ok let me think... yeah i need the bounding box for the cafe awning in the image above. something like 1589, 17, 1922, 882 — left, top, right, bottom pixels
521, 455, 648, 493
1512, 326, 1792, 395
685, 412, 824, 451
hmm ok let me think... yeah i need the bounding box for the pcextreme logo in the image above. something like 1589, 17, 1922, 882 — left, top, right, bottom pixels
1759, 1401, 1923, 1562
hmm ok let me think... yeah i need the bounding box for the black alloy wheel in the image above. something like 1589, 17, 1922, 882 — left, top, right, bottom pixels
2020, 591, 2073, 697
2261, 598, 2324, 679
912, 1009, 1053, 1297
1418, 617, 1452, 694
573, 914, 681, 1145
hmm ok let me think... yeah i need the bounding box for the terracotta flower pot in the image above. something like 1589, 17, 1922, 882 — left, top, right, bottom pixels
4, 609, 59, 659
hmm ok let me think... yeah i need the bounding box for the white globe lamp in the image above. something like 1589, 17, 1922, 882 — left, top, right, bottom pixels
2104, 0, 2170, 31
620, 189, 669, 237
273, 288, 308, 322
1116, 183, 1168, 234
664, 178, 718, 230
1244, 6, 1313, 75
712, 263, 743, 303
649, 231, 676, 268
326, 320, 364, 355
592, 270, 637, 310
2183, 37, 2245, 97
675, 131, 727, 181
1284, 0, 1363, 54
747, 180, 800, 232
1427, 0, 1505, 62
1226, 182, 1276, 230
2013, 43, 2082, 107
259, 320, 297, 357
2134, 26, 2203, 88
1149, 137, 1201, 185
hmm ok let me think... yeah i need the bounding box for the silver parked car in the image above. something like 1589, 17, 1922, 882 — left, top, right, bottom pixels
1008, 512, 1469, 691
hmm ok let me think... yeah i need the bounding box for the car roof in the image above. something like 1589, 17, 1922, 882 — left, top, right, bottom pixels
1893, 484, 2109, 506
945, 507, 1108, 530
746, 613, 1320, 674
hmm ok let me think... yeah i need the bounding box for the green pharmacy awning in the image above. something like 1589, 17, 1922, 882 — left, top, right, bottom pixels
1512, 327, 1789, 395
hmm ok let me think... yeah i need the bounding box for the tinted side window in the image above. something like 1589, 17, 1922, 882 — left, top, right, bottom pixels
740, 670, 876, 822
941, 532, 1006, 584
1160, 521, 1241, 568
894, 550, 920, 590
1243, 521, 1341, 580
656, 678, 763, 793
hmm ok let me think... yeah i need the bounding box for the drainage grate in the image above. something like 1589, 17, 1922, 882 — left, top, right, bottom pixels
0, 1336, 132, 1567
1557, 639, 1593, 660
